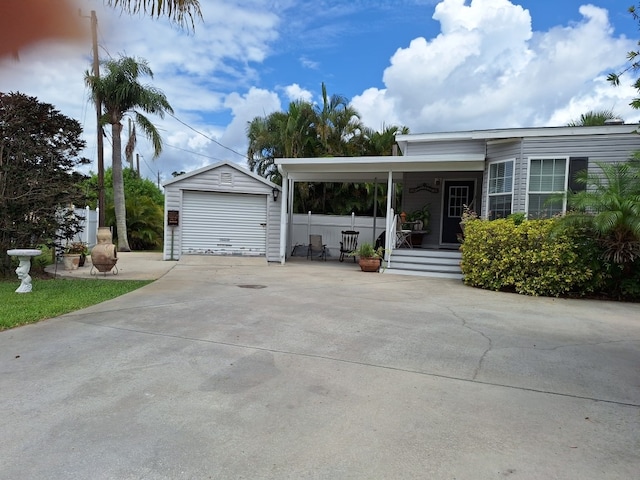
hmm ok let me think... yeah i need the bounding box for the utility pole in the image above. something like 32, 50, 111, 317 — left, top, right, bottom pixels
91, 10, 105, 227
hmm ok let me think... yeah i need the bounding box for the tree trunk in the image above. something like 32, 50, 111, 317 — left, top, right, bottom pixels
112, 122, 131, 251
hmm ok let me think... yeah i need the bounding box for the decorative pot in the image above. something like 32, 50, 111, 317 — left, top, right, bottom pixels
91, 227, 118, 273
359, 257, 381, 272
63, 253, 81, 270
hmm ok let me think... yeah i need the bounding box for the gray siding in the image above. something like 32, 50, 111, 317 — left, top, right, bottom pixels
402, 171, 482, 247
483, 133, 640, 215
484, 140, 522, 216
405, 139, 486, 156
163, 163, 281, 261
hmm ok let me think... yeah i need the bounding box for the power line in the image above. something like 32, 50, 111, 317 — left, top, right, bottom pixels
167, 112, 248, 160
164, 143, 228, 162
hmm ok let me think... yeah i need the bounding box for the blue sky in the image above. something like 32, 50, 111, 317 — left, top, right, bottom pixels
1, 0, 638, 182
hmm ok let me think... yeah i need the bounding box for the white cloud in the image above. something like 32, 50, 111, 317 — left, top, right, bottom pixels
354, 0, 637, 133
283, 83, 314, 103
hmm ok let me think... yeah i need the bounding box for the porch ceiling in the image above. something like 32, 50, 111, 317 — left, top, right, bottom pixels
276, 154, 486, 182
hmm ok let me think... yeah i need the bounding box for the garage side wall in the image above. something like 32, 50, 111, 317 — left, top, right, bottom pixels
163, 164, 281, 261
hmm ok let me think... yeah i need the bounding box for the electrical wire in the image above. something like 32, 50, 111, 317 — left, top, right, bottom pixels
167, 112, 248, 160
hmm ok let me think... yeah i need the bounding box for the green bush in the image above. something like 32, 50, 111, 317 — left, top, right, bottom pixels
460, 218, 601, 297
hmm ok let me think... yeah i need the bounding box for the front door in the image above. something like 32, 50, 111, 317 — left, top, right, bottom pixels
441, 180, 475, 244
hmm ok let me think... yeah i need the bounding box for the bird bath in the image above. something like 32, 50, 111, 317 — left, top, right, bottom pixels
7, 249, 42, 293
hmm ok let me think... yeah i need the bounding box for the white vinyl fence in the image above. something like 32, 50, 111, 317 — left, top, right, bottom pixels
290, 212, 388, 258
56, 206, 99, 247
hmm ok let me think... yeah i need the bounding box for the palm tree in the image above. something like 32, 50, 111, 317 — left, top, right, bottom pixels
105, 0, 202, 30
315, 82, 362, 156
561, 160, 640, 267
85, 55, 173, 251
567, 110, 621, 127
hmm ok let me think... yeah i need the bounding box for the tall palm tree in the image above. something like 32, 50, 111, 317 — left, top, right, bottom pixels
85, 55, 173, 251
315, 82, 362, 156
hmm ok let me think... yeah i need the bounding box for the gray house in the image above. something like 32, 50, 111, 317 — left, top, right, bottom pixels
162, 161, 281, 261
276, 123, 640, 277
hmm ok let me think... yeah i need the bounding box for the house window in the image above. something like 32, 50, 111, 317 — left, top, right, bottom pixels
527, 157, 567, 218
487, 160, 513, 220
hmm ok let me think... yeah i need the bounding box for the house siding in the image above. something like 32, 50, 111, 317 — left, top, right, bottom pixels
482, 132, 640, 216
404, 139, 486, 156
163, 163, 281, 261
402, 171, 483, 247
484, 140, 522, 216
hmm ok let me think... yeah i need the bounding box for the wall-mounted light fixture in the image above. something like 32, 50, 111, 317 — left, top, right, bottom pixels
272, 187, 280, 202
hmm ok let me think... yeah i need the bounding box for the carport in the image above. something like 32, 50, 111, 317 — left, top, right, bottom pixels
275, 154, 485, 263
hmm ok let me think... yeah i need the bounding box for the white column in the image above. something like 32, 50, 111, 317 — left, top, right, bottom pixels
84, 206, 90, 244
279, 172, 289, 264
385, 171, 393, 255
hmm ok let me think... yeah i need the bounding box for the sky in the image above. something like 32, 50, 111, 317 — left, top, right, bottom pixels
1, 0, 639, 184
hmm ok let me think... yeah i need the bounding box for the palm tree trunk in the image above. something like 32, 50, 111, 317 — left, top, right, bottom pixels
112, 122, 131, 251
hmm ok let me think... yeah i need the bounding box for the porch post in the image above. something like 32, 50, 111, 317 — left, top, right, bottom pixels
279, 172, 289, 264
372, 177, 377, 244
385, 171, 393, 255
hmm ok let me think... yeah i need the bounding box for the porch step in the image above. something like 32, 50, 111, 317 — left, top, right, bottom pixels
384, 248, 463, 279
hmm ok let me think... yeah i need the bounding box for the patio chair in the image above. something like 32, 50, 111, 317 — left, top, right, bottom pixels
307, 234, 327, 261
339, 230, 359, 263
396, 216, 412, 249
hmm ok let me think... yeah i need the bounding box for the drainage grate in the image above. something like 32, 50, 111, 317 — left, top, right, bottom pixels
237, 284, 267, 289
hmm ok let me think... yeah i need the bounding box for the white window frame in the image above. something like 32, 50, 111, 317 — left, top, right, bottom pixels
486, 159, 515, 220
525, 156, 569, 218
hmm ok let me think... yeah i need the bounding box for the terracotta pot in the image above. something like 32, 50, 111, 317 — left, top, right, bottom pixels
91, 227, 118, 273
359, 257, 380, 272
63, 254, 80, 270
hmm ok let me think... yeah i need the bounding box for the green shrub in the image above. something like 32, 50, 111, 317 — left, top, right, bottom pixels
460, 218, 600, 297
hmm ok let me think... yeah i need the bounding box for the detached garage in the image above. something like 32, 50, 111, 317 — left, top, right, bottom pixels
162, 161, 281, 261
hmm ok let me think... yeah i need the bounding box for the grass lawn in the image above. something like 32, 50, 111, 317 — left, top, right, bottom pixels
1, 277, 152, 331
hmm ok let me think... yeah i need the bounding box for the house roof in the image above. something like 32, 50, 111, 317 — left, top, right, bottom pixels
162, 159, 281, 190
395, 123, 640, 154
276, 124, 639, 182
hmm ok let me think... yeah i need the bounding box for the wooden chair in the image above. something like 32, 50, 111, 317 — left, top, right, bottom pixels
339, 230, 359, 263
307, 234, 327, 261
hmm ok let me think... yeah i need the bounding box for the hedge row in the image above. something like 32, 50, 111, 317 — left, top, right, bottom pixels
460, 218, 602, 297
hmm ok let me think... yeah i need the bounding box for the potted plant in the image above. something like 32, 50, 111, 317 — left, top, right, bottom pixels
406, 204, 431, 232
351, 242, 385, 272
63, 242, 88, 270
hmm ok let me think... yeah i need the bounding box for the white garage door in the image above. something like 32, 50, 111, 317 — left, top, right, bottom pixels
182, 191, 267, 256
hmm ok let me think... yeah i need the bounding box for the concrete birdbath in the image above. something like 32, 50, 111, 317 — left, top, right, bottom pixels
7, 249, 42, 293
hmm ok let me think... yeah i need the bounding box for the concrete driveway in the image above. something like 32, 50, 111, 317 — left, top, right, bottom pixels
2, 255, 639, 479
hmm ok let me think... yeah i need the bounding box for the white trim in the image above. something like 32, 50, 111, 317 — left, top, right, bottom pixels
163, 160, 281, 192
276, 154, 485, 182
525, 156, 570, 217
486, 158, 515, 219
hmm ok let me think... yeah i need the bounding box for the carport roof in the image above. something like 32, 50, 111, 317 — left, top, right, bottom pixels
276, 154, 486, 182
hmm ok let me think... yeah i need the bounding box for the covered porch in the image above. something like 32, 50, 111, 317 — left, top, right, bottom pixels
275, 154, 485, 277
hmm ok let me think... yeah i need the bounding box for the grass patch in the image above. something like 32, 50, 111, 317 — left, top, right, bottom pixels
1, 278, 152, 331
